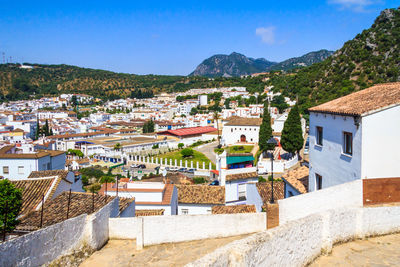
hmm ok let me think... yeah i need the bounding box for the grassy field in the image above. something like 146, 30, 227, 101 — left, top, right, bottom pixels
156, 149, 216, 169
227, 145, 254, 154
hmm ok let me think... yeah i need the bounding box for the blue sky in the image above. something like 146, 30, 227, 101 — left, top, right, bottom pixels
0, 0, 398, 75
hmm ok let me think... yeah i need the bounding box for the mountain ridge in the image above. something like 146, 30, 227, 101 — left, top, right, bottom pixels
190, 49, 334, 77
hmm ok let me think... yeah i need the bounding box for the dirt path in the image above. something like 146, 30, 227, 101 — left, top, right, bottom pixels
311, 233, 400, 266
80, 235, 246, 267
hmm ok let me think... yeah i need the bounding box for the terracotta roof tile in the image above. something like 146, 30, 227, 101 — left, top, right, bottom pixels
28, 170, 71, 183
135, 209, 165, 216
226, 172, 258, 182
308, 82, 400, 116
11, 178, 56, 215
16, 192, 118, 231
212, 204, 256, 214
176, 185, 225, 205
256, 181, 285, 205
224, 116, 262, 126
281, 166, 309, 194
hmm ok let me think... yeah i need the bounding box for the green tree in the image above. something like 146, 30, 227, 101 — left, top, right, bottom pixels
178, 143, 184, 149
259, 101, 274, 152
43, 119, 50, 136
189, 107, 198, 115
280, 105, 304, 159
99, 175, 116, 184
271, 95, 289, 113
34, 118, 40, 140
143, 120, 155, 133
71, 95, 78, 106
0, 179, 23, 233
180, 148, 194, 158
114, 143, 122, 151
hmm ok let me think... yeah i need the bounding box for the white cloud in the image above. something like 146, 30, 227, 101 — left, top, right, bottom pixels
255, 26, 275, 45
328, 0, 378, 12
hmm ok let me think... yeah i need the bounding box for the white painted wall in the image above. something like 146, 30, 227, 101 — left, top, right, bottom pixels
221, 125, 260, 146
188, 205, 400, 267
361, 105, 400, 179
278, 180, 363, 224
0, 198, 118, 267
109, 217, 138, 239
178, 203, 213, 215
309, 112, 362, 191
137, 213, 266, 247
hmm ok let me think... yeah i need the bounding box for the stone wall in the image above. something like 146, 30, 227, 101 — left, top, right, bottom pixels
0, 214, 87, 267
278, 180, 363, 224
0, 198, 119, 267
187, 205, 400, 267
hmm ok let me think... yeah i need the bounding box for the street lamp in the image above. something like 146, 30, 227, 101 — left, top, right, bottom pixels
267, 137, 278, 203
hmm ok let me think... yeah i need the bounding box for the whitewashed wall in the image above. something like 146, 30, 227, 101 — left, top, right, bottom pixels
0, 198, 118, 267
188, 205, 400, 267
278, 180, 363, 224
134, 213, 266, 248
361, 105, 400, 179
0, 214, 86, 267
109, 217, 138, 239
309, 112, 362, 191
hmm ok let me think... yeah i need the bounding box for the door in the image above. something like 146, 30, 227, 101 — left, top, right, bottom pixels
240, 134, 246, 142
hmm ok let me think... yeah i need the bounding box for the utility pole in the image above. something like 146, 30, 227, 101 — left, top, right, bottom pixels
40, 194, 44, 228
66, 189, 72, 219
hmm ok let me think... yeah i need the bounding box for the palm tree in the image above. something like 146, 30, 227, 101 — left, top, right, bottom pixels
214, 110, 221, 147
114, 143, 122, 151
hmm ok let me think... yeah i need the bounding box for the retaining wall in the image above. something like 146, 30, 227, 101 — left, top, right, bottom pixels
187, 205, 400, 267
0, 198, 118, 267
278, 179, 363, 224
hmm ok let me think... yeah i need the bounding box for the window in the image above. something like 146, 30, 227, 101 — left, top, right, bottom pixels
238, 183, 246, 200
316, 174, 322, 190
316, 126, 323, 146
47, 163, 51, 170
18, 166, 24, 174
3, 166, 9, 174
343, 132, 353, 155
181, 209, 189, 215
231, 128, 233, 132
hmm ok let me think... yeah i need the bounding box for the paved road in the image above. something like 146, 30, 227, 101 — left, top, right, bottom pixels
194, 141, 218, 164
311, 233, 400, 266
80, 235, 247, 267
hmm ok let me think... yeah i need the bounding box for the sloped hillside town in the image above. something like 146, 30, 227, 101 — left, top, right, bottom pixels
0, 82, 399, 266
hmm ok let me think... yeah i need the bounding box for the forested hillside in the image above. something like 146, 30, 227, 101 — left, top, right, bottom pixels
269, 7, 400, 112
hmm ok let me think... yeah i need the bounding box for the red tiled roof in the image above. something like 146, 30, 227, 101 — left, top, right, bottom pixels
308, 82, 400, 116
157, 126, 217, 137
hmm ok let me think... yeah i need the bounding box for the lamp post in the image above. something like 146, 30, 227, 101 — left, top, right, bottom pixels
267, 137, 278, 203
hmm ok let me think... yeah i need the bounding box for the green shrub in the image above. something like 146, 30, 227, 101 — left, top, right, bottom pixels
258, 176, 267, 182
193, 177, 207, 184
181, 148, 194, 158
178, 143, 184, 149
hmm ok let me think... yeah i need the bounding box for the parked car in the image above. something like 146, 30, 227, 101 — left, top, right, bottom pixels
169, 167, 179, 172
138, 164, 146, 169
130, 164, 138, 168
178, 168, 187, 172
187, 168, 195, 174
209, 180, 219, 186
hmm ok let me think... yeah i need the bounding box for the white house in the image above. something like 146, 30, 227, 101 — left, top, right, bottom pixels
0, 145, 66, 180
308, 82, 400, 192
216, 151, 262, 211
175, 185, 225, 215
100, 181, 178, 215
221, 116, 262, 145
